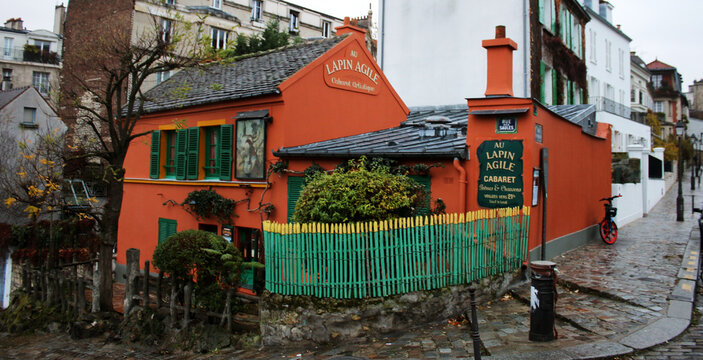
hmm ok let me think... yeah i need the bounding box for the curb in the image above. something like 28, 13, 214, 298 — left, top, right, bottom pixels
490, 225, 700, 359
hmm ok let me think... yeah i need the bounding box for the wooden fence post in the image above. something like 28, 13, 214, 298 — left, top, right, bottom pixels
156, 272, 163, 308
91, 261, 100, 313
169, 278, 177, 328
183, 280, 192, 328
143, 260, 150, 308
124, 248, 140, 316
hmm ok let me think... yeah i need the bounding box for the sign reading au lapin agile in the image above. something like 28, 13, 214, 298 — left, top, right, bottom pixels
323, 44, 380, 95
477, 140, 523, 208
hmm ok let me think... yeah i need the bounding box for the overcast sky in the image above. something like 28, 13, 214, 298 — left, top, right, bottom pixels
4, 0, 701, 89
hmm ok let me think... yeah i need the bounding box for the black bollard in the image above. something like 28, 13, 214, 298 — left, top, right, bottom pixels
529, 260, 557, 342
469, 285, 482, 360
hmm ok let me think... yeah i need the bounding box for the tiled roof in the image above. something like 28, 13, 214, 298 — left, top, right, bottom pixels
548, 104, 597, 136
136, 36, 346, 114
274, 105, 469, 160
647, 59, 676, 70
0, 86, 29, 110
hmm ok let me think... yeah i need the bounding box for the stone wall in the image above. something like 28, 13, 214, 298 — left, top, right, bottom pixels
260, 268, 525, 345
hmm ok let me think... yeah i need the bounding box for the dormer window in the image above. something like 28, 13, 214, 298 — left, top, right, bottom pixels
322, 20, 331, 38
213, 0, 222, 10
289, 11, 299, 33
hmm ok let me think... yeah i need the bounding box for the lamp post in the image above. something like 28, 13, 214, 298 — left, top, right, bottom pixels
692, 135, 696, 191
676, 121, 685, 222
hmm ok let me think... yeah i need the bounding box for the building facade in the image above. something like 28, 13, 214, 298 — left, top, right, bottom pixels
630, 51, 653, 125
647, 59, 685, 137
377, 0, 589, 106
0, 11, 64, 105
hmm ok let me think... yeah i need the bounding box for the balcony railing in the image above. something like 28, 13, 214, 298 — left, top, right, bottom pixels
2, 46, 61, 65
589, 96, 631, 119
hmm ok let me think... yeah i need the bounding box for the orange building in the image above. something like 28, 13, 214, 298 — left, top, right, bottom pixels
118, 23, 611, 282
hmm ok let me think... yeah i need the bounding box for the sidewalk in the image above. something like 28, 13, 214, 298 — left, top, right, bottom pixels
226, 175, 702, 359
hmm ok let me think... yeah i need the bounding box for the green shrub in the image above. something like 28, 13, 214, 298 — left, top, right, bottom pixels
292, 158, 426, 223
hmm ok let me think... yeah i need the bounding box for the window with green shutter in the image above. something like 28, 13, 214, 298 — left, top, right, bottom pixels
176, 129, 188, 180
158, 218, 177, 244
164, 131, 176, 178
409, 175, 432, 215
203, 126, 220, 179
539, 61, 546, 103
219, 124, 233, 181
552, 69, 558, 105
186, 127, 200, 180
287, 176, 306, 221
149, 130, 161, 179
550, 0, 556, 32
539, 0, 545, 24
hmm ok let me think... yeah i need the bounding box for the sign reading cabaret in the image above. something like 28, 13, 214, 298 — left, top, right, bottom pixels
477, 140, 523, 208
323, 45, 380, 95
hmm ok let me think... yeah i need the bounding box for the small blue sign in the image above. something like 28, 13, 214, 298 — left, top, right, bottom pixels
496, 116, 518, 134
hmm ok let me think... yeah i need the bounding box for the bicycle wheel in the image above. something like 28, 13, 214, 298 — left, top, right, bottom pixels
599, 219, 618, 244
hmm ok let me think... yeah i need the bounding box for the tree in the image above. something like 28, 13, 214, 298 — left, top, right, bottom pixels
292, 158, 426, 223
228, 20, 293, 57
60, 12, 211, 311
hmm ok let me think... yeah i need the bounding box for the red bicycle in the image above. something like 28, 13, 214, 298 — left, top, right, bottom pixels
599, 195, 622, 244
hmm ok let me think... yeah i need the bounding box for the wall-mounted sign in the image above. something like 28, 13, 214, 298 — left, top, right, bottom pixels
323, 45, 380, 95
496, 116, 518, 134
535, 123, 543, 143
532, 169, 540, 206
236, 117, 266, 179
477, 140, 523, 208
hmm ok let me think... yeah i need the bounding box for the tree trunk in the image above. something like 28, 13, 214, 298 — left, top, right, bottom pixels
97, 166, 126, 312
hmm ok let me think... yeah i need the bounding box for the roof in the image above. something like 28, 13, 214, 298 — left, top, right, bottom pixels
136, 36, 346, 115
547, 104, 597, 136
630, 53, 648, 71
0, 86, 30, 110
0, 26, 28, 35
584, 7, 631, 41
647, 59, 676, 71
274, 105, 469, 160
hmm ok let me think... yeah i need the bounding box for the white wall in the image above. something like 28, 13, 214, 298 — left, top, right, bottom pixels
612, 182, 642, 226
597, 111, 650, 152
378, 0, 530, 106
1, 252, 11, 309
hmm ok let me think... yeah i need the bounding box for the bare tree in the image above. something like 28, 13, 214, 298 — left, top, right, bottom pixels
60, 11, 210, 311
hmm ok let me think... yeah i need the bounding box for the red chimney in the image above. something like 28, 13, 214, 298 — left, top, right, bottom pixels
482, 26, 518, 97
335, 16, 367, 41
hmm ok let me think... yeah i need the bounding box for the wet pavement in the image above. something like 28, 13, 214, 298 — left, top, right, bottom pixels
1, 176, 702, 359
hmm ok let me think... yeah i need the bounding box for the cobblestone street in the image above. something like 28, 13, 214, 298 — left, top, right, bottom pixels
1, 177, 702, 359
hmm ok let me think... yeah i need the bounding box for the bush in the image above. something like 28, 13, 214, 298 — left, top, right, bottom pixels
292, 158, 426, 223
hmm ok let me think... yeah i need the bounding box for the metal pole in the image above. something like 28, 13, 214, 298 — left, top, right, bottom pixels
677, 134, 684, 222
469, 285, 482, 360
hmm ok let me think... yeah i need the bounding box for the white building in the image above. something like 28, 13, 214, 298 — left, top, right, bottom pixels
377, 0, 590, 106
630, 51, 653, 125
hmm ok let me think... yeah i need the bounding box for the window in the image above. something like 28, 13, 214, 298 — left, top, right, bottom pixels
251, 0, 262, 21
605, 39, 612, 72
211, 27, 228, 50
158, 218, 177, 244
618, 48, 624, 78
652, 74, 662, 89
156, 70, 171, 84
161, 18, 172, 43
409, 175, 431, 215
289, 11, 299, 32
1, 68, 11, 90
322, 20, 331, 38
150, 124, 233, 181
590, 30, 597, 64
32, 71, 49, 95
212, 0, 222, 9
3, 37, 12, 57
165, 0, 175, 5
654, 101, 664, 113
631, 89, 635, 103
164, 131, 176, 177
23, 107, 36, 124
34, 40, 51, 53
287, 176, 305, 221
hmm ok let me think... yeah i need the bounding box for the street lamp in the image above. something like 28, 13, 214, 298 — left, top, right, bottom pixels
676, 121, 685, 222
692, 135, 696, 191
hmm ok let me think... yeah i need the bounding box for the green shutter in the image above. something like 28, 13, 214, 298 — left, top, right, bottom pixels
552, 69, 558, 105
158, 218, 177, 244
287, 176, 306, 221
568, 12, 572, 49
219, 124, 233, 181
550, 0, 556, 32
149, 130, 161, 179
175, 129, 187, 180
539, 0, 545, 24
409, 175, 432, 216
186, 127, 200, 180
539, 62, 546, 103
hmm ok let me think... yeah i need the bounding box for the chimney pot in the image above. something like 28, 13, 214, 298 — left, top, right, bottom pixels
495, 25, 506, 39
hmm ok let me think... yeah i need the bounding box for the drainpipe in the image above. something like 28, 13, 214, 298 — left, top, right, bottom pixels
453, 157, 467, 213
523, 0, 529, 97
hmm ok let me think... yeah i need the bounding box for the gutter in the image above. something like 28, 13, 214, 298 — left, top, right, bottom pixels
453, 157, 467, 214
523, 0, 529, 97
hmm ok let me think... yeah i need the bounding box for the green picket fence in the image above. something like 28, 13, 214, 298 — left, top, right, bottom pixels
263, 206, 531, 299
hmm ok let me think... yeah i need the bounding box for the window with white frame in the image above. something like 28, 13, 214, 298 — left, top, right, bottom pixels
251, 0, 262, 21
165, 0, 175, 5
589, 30, 597, 64
289, 10, 299, 32
618, 48, 624, 78
34, 40, 51, 53
156, 70, 172, 85
211, 27, 228, 50
654, 101, 664, 113
605, 39, 612, 72
212, 0, 222, 10
161, 18, 172, 43
3, 37, 13, 57
322, 20, 331, 38
652, 74, 662, 89
32, 71, 49, 95
590, 76, 599, 97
